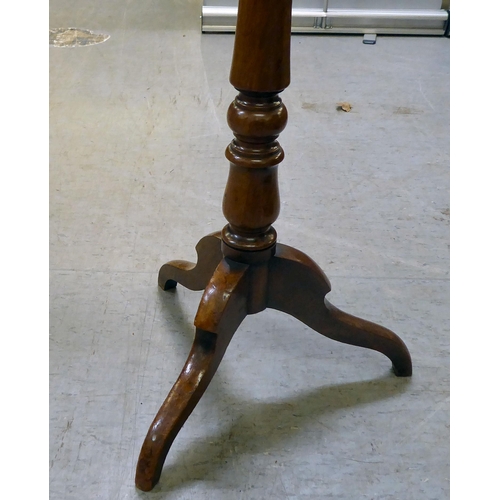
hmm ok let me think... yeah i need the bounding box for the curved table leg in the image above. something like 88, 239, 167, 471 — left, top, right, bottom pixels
158, 231, 223, 291
267, 244, 412, 377
136, 257, 249, 491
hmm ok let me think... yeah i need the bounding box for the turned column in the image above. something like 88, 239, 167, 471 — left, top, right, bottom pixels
221, 0, 292, 257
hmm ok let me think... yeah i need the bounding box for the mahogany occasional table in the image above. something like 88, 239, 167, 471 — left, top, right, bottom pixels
135, 0, 412, 491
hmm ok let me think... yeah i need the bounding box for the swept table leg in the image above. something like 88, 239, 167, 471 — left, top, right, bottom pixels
136, 257, 249, 491
158, 232, 223, 291
267, 244, 412, 377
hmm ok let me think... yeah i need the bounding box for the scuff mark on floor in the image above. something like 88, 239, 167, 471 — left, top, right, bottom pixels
49, 28, 110, 47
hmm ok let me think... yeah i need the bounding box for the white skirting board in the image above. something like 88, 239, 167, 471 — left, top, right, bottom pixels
201, 0, 450, 35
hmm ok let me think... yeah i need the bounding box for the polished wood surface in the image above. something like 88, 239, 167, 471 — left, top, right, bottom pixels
158, 231, 222, 291
229, 0, 291, 92
136, 0, 412, 490
222, 92, 285, 251
268, 244, 412, 377
136, 257, 249, 491
222, 0, 291, 253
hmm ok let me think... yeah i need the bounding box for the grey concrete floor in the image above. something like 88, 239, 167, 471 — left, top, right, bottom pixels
50, 1, 449, 499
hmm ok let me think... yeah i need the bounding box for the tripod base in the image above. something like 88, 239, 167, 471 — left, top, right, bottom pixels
135, 231, 412, 491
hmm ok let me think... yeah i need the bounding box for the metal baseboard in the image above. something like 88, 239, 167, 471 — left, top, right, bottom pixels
202, 0, 449, 36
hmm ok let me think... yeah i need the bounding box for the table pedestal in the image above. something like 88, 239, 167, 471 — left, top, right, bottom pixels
135, 0, 412, 491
